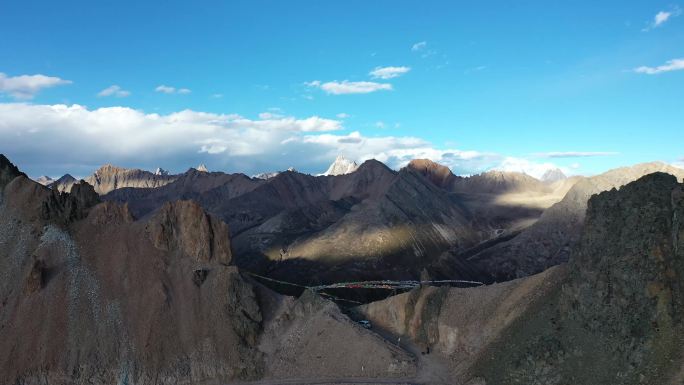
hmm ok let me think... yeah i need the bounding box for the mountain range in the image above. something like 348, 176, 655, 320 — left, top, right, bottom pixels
3, 152, 684, 384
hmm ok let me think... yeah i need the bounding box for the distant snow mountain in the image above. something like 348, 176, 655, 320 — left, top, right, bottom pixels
540, 168, 567, 183
49, 174, 78, 192
196, 164, 209, 172
35, 175, 56, 186
323, 155, 358, 176
253, 171, 280, 180
253, 167, 297, 180
154, 167, 169, 176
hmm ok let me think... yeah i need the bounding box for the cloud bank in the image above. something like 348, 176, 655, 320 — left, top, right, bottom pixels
0, 103, 570, 179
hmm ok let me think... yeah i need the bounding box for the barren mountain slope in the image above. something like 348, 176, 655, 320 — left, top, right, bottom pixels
360, 172, 684, 384
0, 159, 264, 383
106, 160, 490, 288
0, 154, 422, 384
464, 162, 684, 280
452, 170, 550, 195
233, 162, 487, 286
405, 158, 461, 190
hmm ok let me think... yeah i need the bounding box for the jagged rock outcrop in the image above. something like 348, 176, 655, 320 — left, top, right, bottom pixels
41, 180, 101, 224
323, 155, 359, 176
147, 200, 232, 264
0, 154, 26, 192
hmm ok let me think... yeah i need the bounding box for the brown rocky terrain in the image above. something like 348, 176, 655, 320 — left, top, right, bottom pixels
0, 154, 419, 384
359, 172, 684, 384
106, 160, 493, 290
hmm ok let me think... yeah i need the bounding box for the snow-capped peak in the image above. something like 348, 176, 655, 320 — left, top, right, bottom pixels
540, 168, 567, 183
323, 155, 359, 176
154, 167, 169, 176
196, 163, 208, 172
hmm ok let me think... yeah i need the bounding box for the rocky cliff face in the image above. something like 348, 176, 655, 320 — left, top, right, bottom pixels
0, 154, 26, 193
147, 200, 232, 264
0, 173, 263, 384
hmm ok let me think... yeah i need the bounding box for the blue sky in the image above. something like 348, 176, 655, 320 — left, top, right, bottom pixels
1, 0, 683, 178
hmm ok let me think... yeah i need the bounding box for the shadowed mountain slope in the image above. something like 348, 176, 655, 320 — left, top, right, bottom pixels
360, 172, 684, 384
461, 162, 684, 280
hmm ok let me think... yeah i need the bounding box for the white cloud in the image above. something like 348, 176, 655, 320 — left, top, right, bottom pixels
411, 41, 427, 51
0, 72, 71, 100
634, 58, 684, 74
655, 11, 672, 26
0, 102, 567, 179
643, 7, 681, 31
534, 151, 619, 158
258, 111, 284, 119
0, 103, 342, 170
336, 113, 350, 119
369, 66, 411, 79
155, 85, 191, 94
306, 80, 393, 95
97, 85, 131, 98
